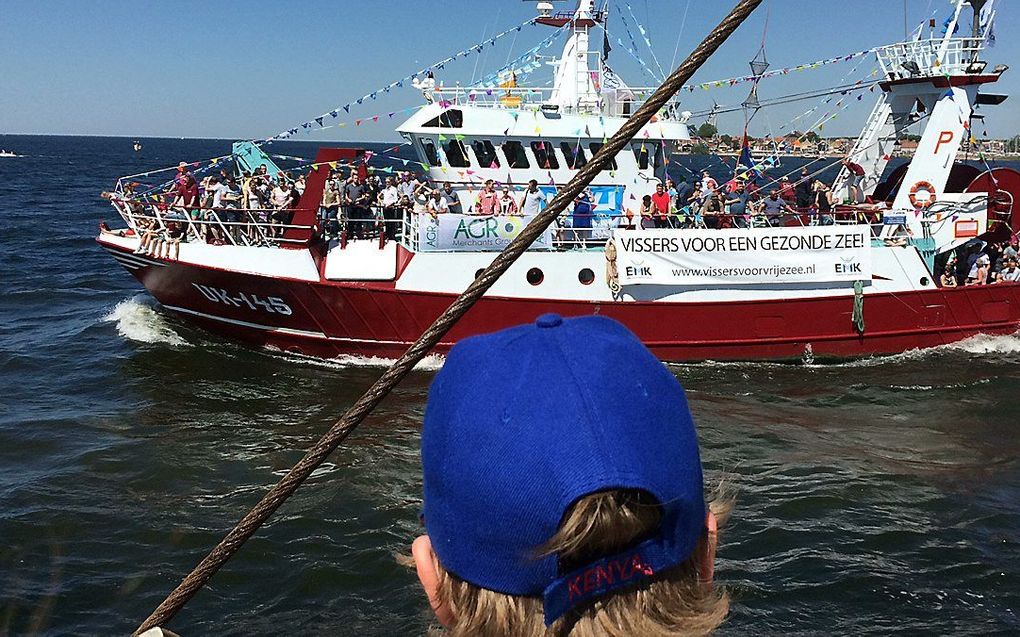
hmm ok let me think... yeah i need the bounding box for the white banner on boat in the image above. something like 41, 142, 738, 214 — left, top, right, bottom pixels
418, 213, 555, 252
612, 226, 872, 286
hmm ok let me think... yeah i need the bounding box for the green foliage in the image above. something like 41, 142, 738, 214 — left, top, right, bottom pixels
691, 143, 710, 155
697, 123, 718, 139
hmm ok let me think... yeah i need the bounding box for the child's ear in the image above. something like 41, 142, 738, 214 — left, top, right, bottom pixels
697, 511, 718, 584
412, 535, 456, 627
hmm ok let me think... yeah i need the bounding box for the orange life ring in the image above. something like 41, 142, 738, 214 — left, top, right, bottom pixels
909, 180, 936, 209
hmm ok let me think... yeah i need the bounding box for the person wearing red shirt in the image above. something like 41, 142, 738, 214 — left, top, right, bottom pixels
779, 176, 796, 204
842, 158, 866, 204
651, 182, 671, 229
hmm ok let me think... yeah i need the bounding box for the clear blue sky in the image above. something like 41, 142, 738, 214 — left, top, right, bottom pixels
1, 0, 1017, 141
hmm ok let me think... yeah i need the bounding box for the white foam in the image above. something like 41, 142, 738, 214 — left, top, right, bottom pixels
103, 296, 188, 346
265, 348, 445, 371
945, 331, 1020, 355
327, 353, 446, 371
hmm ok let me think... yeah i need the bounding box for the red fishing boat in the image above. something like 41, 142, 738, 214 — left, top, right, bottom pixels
98, 0, 1020, 361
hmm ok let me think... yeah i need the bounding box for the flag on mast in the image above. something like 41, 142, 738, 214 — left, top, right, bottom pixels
735, 134, 761, 182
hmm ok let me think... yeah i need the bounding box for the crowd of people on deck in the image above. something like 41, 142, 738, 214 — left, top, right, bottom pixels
117, 156, 859, 258
627, 167, 842, 232
123, 153, 1019, 273
939, 236, 1020, 287
127, 162, 311, 256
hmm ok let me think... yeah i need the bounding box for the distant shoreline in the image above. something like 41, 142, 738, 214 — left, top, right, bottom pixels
0, 133, 402, 145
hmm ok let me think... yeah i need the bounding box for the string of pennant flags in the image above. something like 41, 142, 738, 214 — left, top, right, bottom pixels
263, 16, 540, 145
607, 32, 659, 84
795, 81, 878, 144
623, 3, 667, 82
780, 56, 876, 132
674, 47, 877, 96
474, 24, 569, 90
273, 25, 569, 143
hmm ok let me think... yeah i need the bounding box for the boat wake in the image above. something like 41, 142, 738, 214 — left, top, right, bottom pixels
265, 348, 446, 372
103, 296, 189, 347
943, 331, 1020, 355
670, 330, 1020, 372
847, 331, 1020, 366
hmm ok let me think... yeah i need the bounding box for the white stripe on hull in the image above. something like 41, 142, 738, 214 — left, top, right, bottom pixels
162, 304, 410, 346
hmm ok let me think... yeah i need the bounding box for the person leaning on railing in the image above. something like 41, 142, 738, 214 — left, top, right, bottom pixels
441, 182, 462, 215
474, 179, 499, 215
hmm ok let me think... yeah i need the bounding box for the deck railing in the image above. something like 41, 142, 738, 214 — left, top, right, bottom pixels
109, 196, 882, 255
431, 85, 685, 119
875, 37, 985, 80
109, 197, 314, 247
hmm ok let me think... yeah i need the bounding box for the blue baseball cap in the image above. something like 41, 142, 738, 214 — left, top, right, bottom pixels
420, 314, 706, 625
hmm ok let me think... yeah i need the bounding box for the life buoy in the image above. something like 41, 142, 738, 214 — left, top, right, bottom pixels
909, 181, 936, 209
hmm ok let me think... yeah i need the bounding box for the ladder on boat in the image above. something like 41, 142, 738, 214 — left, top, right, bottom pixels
832, 92, 897, 200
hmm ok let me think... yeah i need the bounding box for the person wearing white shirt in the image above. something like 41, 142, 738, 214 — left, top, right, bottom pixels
426, 190, 450, 215
378, 177, 401, 240
521, 179, 547, 216
996, 258, 1020, 283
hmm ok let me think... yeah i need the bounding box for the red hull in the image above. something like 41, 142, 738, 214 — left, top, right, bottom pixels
100, 240, 1020, 362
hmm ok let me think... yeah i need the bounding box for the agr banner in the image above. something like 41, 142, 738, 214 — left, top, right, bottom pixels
417, 213, 556, 252
612, 226, 872, 286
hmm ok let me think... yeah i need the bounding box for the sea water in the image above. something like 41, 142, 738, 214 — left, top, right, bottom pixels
0, 134, 1018, 635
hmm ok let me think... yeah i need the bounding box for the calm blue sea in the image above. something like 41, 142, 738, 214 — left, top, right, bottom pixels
0, 134, 1018, 636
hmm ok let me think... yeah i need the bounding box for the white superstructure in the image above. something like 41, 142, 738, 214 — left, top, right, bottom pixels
396, 0, 690, 224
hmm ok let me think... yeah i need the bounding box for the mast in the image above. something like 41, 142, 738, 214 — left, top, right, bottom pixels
545, 0, 603, 113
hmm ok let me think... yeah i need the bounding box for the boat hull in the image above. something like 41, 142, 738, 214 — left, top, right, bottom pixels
100, 238, 1020, 362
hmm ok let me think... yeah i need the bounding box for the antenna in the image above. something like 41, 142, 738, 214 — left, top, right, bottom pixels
521, 0, 561, 19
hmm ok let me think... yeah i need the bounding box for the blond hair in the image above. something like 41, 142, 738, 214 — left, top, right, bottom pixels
418, 488, 733, 636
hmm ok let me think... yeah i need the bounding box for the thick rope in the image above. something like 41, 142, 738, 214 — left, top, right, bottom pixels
134, 1, 764, 633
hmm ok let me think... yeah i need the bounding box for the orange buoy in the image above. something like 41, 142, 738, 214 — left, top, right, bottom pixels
908, 180, 936, 209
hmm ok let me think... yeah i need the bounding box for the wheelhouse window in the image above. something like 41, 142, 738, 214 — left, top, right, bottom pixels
560, 141, 588, 169
530, 141, 559, 169
472, 140, 500, 168
421, 109, 464, 128
631, 142, 662, 171
443, 139, 471, 168
632, 143, 650, 169
502, 141, 530, 169
588, 143, 617, 169
421, 138, 440, 167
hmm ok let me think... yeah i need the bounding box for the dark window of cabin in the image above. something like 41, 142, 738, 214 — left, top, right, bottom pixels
632, 143, 650, 170
560, 142, 588, 169
421, 139, 440, 166
443, 140, 470, 168
588, 143, 617, 170
502, 141, 530, 169
422, 109, 464, 128
530, 141, 559, 169
473, 140, 500, 168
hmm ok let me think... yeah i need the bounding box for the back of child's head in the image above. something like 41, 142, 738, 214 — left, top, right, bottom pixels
415, 314, 729, 635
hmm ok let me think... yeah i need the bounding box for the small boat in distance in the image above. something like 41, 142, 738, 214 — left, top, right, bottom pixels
0, 150, 19, 158
133, 141, 143, 152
